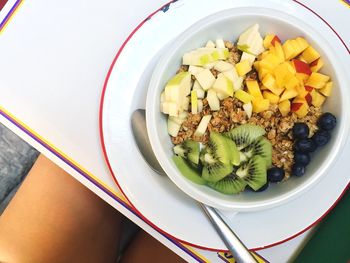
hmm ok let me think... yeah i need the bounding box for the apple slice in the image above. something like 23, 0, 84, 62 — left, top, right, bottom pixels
205, 40, 216, 48
243, 102, 253, 118
215, 39, 226, 48
197, 99, 203, 112
194, 68, 216, 91
214, 61, 234, 72
234, 90, 253, 104
207, 89, 220, 111
167, 118, 181, 137
192, 80, 205, 99
191, 91, 198, 114
194, 115, 212, 136
164, 71, 191, 107
182, 96, 190, 111
240, 52, 256, 66
212, 73, 234, 97
188, 65, 204, 75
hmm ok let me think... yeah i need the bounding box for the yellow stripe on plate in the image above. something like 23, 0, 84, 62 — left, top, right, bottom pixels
0, 0, 25, 34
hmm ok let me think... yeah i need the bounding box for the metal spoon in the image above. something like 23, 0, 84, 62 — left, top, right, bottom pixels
131, 109, 257, 263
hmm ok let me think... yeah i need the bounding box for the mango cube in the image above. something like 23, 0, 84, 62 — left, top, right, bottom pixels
310, 58, 324, 72
305, 72, 330, 89
246, 80, 263, 99
263, 90, 280, 104
300, 46, 320, 63
311, 90, 326, 107
295, 37, 309, 52
291, 98, 309, 118
235, 60, 252, 76
252, 98, 270, 113
283, 40, 297, 60
278, 100, 291, 116
259, 54, 281, 71
280, 87, 298, 102
273, 41, 285, 62
262, 73, 284, 96
234, 89, 253, 104
285, 76, 300, 90
319, 81, 333, 97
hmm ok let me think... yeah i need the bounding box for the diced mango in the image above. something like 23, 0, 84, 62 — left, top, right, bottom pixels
295, 37, 309, 52
293, 59, 312, 75
295, 73, 309, 82
305, 72, 330, 89
234, 89, 253, 104
258, 68, 270, 80
258, 51, 269, 60
300, 46, 320, 64
278, 100, 291, 116
259, 54, 281, 71
235, 60, 252, 76
263, 34, 280, 49
273, 41, 285, 62
310, 58, 324, 72
291, 98, 309, 118
311, 90, 326, 107
262, 73, 284, 96
319, 81, 333, 97
282, 40, 296, 60
280, 87, 298, 102
263, 90, 280, 104
246, 80, 263, 99
296, 85, 310, 99
285, 76, 300, 90
252, 98, 270, 113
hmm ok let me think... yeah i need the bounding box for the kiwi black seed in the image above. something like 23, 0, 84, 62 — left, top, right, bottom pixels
235, 155, 267, 190
241, 137, 272, 168
172, 155, 206, 185
202, 161, 233, 183
173, 140, 200, 165
208, 174, 247, 194
224, 124, 266, 150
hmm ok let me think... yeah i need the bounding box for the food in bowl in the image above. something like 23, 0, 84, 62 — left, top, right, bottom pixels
159, 23, 337, 194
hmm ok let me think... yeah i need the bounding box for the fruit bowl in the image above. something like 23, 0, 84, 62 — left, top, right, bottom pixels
146, 7, 349, 211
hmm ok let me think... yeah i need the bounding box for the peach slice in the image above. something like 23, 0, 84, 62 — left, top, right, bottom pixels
252, 98, 270, 113
280, 87, 298, 102
311, 90, 326, 107
246, 80, 263, 99
310, 58, 324, 72
305, 72, 330, 89
263, 90, 280, 104
291, 98, 309, 117
319, 81, 333, 97
300, 46, 320, 64
293, 59, 312, 76
278, 100, 291, 116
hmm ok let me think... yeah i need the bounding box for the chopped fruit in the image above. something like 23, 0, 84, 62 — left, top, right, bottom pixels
300, 46, 320, 63
253, 61, 260, 71
203, 62, 217, 69
240, 52, 256, 66
237, 24, 265, 55
188, 65, 204, 75
215, 38, 225, 48
258, 68, 270, 80
263, 34, 281, 48
197, 99, 203, 112
294, 138, 317, 153
191, 91, 198, 114
291, 98, 309, 117
235, 89, 254, 104
222, 68, 242, 91
293, 59, 312, 75
243, 102, 253, 118
192, 80, 205, 99
272, 41, 285, 62
282, 40, 296, 60
310, 90, 326, 107
207, 89, 220, 111
317, 112, 337, 130
279, 87, 298, 102
194, 68, 216, 90
246, 80, 263, 99
259, 54, 281, 71
312, 130, 331, 147
263, 90, 280, 104
305, 93, 312, 106
305, 72, 330, 89
292, 164, 306, 177
267, 167, 285, 182
273, 63, 290, 88
182, 96, 190, 111
319, 81, 333, 97
235, 60, 252, 76
252, 98, 270, 113
183, 47, 229, 66
212, 73, 234, 97
310, 58, 324, 72
262, 73, 284, 96
194, 115, 212, 136
214, 61, 234, 72
285, 75, 300, 90
294, 152, 311, 166
205, 40, 216, 48
278, 100, 291, 116
162, 101, 180, 116
295, 37, 309, 51
167, 117, 181, 137
292, 123, 309, 139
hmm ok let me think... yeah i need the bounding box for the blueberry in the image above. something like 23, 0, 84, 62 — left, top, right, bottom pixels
294, 139, 317, 153
292, 123, 309, 139
294, 152, 311, 166
317, 112, 336, 131
292, 164, 306, 177
267, 167, 285, 183
312, 129, 331, 147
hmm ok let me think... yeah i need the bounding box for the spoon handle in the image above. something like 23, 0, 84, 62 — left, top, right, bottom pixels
199, 203, 258, 263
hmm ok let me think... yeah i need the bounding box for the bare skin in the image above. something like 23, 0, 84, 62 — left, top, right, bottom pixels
0, 154, 185, 263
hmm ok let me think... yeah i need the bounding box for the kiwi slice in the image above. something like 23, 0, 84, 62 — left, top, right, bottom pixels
208, 174, 247, 194
173, 140, 200, 165
202, 162, 233, 183
241, 137, 272, 168
224, 124, 266, 150
223, 137, 240, 166
235, 156, 267, 191
208, 132, 232, 165
172, 155, 206, 185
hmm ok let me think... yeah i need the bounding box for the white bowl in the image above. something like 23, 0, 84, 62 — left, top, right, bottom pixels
146, 7, 349, 211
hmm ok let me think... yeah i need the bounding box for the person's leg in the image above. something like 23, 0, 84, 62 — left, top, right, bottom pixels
0, 154, 122, 263
121, 231, 186, 263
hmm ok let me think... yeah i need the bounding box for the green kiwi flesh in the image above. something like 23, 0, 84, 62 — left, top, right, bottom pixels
202, 162, 233, 183
173, 140, 200, 165
208, 132, 232, 165
172, 155, 206, 185
224, 124, 266, 150
208, 174, 247, 194
241, 137, 272, 168
235, 156, 267, 190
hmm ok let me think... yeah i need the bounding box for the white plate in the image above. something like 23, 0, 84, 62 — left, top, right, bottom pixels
100, 0, 350, 250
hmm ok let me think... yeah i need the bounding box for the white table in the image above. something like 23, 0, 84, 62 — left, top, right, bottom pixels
1, 0, 349, 262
